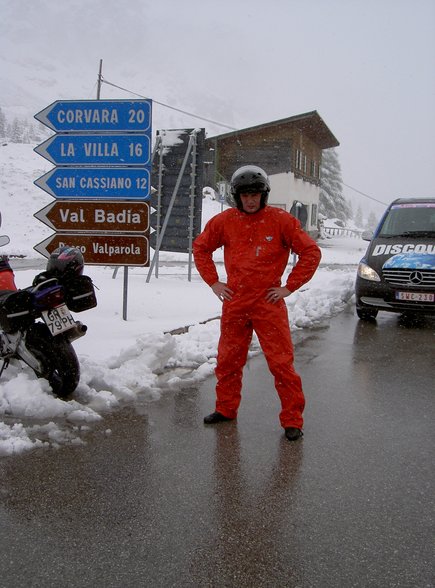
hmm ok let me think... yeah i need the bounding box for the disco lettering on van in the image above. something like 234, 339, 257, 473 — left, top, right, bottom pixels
372, 243, 435, 256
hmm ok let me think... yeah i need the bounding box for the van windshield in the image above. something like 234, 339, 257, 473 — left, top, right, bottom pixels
378, 203, 435, 238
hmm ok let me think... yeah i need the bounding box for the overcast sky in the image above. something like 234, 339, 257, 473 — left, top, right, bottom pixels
1, 0, 434, 216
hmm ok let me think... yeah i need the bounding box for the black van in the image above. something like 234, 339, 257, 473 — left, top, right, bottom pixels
355, 197, 435, 320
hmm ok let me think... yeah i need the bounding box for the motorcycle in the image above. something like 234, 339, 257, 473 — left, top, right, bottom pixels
0, 246, 97, 399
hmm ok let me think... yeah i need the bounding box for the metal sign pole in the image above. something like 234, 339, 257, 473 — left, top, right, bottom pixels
34, 90, 152, 324
123, 265, 129, 320
146, 135, 194, 282
95, 66, 131, 320
154, 135, 164, 279
187, 130, 199, 282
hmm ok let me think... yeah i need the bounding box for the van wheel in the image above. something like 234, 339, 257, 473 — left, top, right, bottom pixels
356, 308, 378, 321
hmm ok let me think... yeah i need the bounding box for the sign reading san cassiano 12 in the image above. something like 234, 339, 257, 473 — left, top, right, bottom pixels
34, 100, 152, 266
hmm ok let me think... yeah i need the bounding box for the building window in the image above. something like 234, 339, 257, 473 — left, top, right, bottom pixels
311, 203, 318, 226
295, 149, 306, 172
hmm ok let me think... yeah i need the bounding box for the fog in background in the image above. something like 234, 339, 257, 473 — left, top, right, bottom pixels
1, 0, 434, 217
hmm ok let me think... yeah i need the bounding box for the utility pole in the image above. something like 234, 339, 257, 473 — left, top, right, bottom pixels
95, 58, 131, 319
96, 59, 103, 100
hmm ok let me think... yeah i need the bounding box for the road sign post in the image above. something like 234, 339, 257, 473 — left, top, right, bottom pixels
34, 98, 153, 318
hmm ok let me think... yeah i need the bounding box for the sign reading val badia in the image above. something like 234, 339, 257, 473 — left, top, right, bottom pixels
33, 99, 152, 266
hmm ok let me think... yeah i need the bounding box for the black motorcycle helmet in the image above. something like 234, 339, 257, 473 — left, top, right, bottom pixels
230, 165, 271, 211
46, 246, 84, 278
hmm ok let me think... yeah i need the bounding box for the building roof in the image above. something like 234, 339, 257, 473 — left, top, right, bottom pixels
207, 110, 339, 150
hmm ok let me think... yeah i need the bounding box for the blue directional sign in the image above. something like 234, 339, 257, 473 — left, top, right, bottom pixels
34, 134, 151, 166
34, 167, 150, 200
34, 99, 152, 133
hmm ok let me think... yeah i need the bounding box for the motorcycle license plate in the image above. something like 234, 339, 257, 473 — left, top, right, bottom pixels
42, 304, 76, 335
395, 291, 434, 302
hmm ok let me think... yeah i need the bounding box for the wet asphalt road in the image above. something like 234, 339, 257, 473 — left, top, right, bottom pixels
0, 307, 434, 588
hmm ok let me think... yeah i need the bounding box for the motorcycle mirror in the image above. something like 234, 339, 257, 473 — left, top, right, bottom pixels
0, 235, 10, 247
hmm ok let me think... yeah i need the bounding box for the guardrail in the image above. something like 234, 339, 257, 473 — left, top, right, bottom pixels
322, 227, 364, 238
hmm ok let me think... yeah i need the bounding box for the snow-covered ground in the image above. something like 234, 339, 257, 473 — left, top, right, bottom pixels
0, 143, 368, 455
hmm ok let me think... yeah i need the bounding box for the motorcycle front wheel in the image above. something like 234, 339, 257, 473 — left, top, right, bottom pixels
24, 323, 81, 399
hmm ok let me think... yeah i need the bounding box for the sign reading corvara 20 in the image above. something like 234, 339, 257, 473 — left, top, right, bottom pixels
33, 99, 152, 266
34, 100, 151, 133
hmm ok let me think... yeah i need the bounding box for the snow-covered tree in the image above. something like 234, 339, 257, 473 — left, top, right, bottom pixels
347, 198, 354, 221
366, 210, 378, 231
9, 118, 23, 143
21, 119, 31, 143
28, 122, 42, 143
355, 205, 363, 228
37, 121, 50, 140
319, 148, 351, 222
0, 107, 6, 138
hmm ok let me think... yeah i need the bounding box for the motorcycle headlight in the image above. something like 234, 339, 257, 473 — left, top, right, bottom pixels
357, 262, 381, 282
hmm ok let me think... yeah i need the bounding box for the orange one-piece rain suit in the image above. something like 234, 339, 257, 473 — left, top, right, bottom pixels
193, 205, 321, 429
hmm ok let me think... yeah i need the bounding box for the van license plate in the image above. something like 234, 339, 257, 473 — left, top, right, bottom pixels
396, 291, 434, 302
42, 304, 76, 335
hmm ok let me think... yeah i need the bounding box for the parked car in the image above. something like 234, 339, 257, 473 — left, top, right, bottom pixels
355, 197, 435, 320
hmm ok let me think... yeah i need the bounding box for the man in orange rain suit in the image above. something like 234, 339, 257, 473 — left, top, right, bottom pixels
193, 165, 321, 441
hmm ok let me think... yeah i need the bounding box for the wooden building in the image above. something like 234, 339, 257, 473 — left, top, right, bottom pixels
204, 110, 339, 236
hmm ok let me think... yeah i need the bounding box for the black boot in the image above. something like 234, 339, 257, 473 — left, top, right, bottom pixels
204, 412, 234, 424
284, 427, 303, 441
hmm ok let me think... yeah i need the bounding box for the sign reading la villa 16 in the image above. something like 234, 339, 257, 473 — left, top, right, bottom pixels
34, 133, 150, 166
